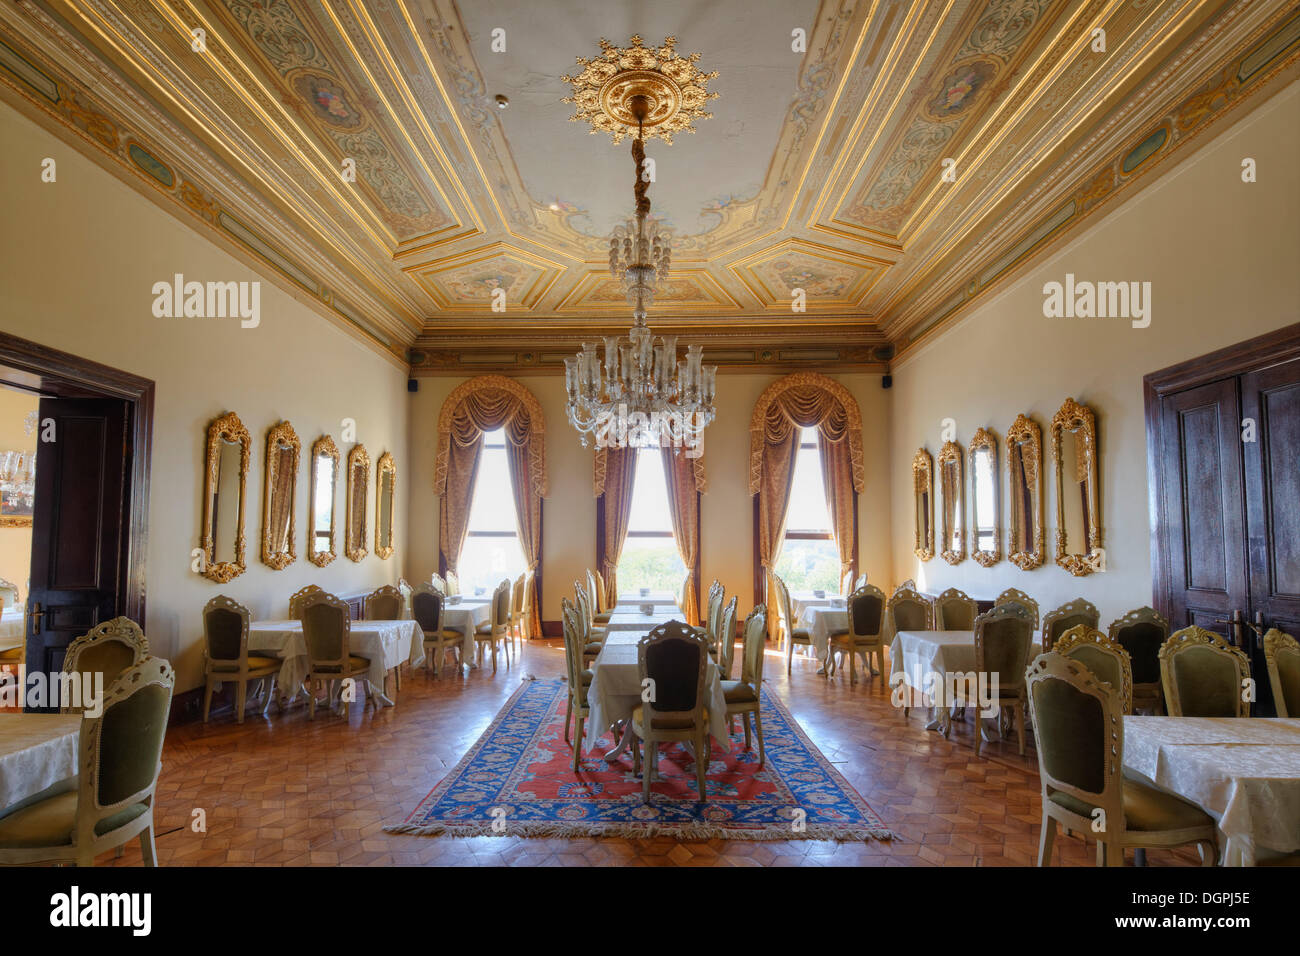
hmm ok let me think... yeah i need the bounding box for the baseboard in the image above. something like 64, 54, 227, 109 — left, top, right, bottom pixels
541, 619, 561, 637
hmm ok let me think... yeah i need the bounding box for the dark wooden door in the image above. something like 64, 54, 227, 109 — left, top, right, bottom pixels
25, 396, 129, 711
1156, 378, 1249, 638
1242, 357, 1300, 715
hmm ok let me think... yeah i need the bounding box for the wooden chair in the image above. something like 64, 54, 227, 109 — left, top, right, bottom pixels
773, 576, 815, 675
586, 569, 612, 624
973, 603, 1036, 756
1028, 651, 1218, 867
560, 599, 592, 770
411, 583, 462, 676
827, 584, 887, 685
632, 621, 710, 805
520, 569, 536, 641
853, 573, 867, 589
289, 584, 324, 621
62, 617, 149, 714
713, 595, 738, 679
508, 573, 526, 652
705, 580, 724, 647
0, 577, 21, 671
473, 580, 512, 672
201, 596, 281, 723
430, 572, 446, 594
573, 582, 606, 649
0, 576, 17, 609
934, 587, 977, 631
445, 570, 460, 596
888, 585, 933, 635
1109, 606, 1169, 715
364, 584, 405, 690
594, 568, 609, 612
301, 592, 372, 719
723, 605, 769, 766
1041, 598, 1101, 653
0, 657, 174, 866
1159, 626, 1251, 718
994, 587, 1039, 630
1264, 629, 1300, 717
1054, 625, 1133, 714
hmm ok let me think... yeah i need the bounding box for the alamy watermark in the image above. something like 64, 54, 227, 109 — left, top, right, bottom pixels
593, 403, 705, 458
0, 665, 103, 716
151, 273, 260, 328
1042, 273, 1150, 328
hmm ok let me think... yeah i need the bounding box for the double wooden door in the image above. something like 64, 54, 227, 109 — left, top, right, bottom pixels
1147, 324, 1300, 716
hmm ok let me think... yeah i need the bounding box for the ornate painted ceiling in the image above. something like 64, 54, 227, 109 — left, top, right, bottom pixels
0, 0, 1296, 372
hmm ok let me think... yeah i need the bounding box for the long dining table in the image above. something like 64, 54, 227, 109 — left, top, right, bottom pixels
584, 604, 728, 761
439, 596, 493, 665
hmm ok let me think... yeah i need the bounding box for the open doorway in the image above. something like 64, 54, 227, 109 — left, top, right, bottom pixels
0, 332, 153, 713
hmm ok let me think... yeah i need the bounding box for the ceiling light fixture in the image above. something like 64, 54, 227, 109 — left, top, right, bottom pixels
560, 36, 719, 451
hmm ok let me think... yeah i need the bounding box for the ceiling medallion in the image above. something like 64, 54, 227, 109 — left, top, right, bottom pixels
561, 35, 718, 145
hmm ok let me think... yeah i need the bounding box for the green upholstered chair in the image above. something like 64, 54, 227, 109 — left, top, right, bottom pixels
1264, 629, 1300, 718
0, 656, 174, 866
722, 605, 768, 765
1159, 626, 1251, 718
412, 582, 463, 676
713, 595, 738, 679
887, 585, 934, 634
972, 602, 1035, 756
1040, 599, 1101, 654
827, 584, 888, 685
632, 621, 710, 805
1109, 606, 1169, 715
62, 617, 150, 715
569, 582, 603, 662
773, 575, 814, 675
288, 583, 324, 621
935, 587, 977, 631
1053, 625, 1132, 714
201, 595, 281, 723
1027, 651, 1218, 867
705, 580, 725, 650
560, 599, 592, 770
586, 569, 612, 624
301, 591, 371, 719
364, 585, 402, 621
474, 579, 513, 672
994, 587, 1040, 631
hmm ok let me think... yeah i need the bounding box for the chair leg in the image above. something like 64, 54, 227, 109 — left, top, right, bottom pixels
235, 678, 247, 724
744, 711, 752, 750
1016, 701, 1026, 756
1037, 812, 1056, 866
202, 678, 214, 722
308, 679, 317, 720
138, 825, 156, 866
849, 645, 857, 686
572, 716, 584, 772
786, 640, 793, 675
695, 731, 708, 802
262, 676, 276, 715
115, 845, 124, 859
643, 741, 655, 804
973, 710, 983, 757
754, 708, 765, 769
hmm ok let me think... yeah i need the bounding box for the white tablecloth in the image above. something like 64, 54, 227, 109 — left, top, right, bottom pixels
585, 612, 727, 751
0, 714, 80, 815
617, 592, 677, 607
889, 629, 1041, 706
0, 608, 23, 650
797, 605, 849, 657
441, 598, 492, 660
248, 619, 424, 709
1122, 716, 1300, 866
790, 592, 838, 621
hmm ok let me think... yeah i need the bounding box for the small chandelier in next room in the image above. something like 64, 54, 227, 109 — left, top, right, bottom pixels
560, 36, 719, 450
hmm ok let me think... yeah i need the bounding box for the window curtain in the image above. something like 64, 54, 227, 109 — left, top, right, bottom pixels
434, 376, 548, 638
750, 373, 865, 636
593, 447, 638, 606
661, 449, 707, 625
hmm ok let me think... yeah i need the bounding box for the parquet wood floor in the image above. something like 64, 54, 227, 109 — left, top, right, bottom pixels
71, 639, 1198, 866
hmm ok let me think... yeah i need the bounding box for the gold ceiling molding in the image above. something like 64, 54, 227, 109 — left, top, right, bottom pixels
433, 375, 548, 499
748, 372, 865, 496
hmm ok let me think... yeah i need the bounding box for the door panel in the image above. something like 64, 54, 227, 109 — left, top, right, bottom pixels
25, 397, 128, 710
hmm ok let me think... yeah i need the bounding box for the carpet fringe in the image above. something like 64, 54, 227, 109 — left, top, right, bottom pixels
382, 820, 894, 842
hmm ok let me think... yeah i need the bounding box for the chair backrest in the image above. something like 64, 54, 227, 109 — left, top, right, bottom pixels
411, 582, 445, 635
397, 578, 413, 618
430, 572, 446, 594
511, 574, 526, 619
888, 585, 933, 634
935, 587, 977, 631
0, 576, 17, 609
77, 656, 174, 847
364, 585, 402, 621
1263, 629, 1299, 717
708, 583, 727, 646
1026, 651, 1123, 825
994, 588, 1039, 630
521, 570, 536, 633
202, 595, 249, 669
289, 584, 324, 621
739, 604, 768, 687
1160, 626, 1251, 717
585, 569, 602, 615
63, 618, 149, 702
1054, 624, 1133, 714
769, 572, 792, 638
445, 570, 460, 596
854, 573, 867, 589
974, 602, 1035, 691
560, 598, 586, 690
594, 568, 608, 610
1108, 606, 1169, 686
1041, 599, 1101, 653
301, 592, 350, 671
849, 584, 886, 640
638, 620, 708, 726
716, 595, 738, 677
492, 580, 511, 631
573, 580, 593, 631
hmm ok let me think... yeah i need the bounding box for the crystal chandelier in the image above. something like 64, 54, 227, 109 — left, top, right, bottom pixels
561, 36, 718, 450
0, 450, 35, 509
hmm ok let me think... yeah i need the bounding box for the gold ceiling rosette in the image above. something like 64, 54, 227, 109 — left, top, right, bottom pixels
561, 35, 718, 145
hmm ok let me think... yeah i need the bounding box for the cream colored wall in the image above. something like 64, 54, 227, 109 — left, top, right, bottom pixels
0, 104, 410, 692
888, 81, 1300, 625
408, 371, 891, 624
0, 386, 38, 605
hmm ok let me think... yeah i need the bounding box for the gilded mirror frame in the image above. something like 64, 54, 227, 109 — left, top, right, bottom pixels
968, 427, 1000, 567
261, 421, 300, 570
308, 434, 339, 568
201, 410, 250, 583
938, 440, 966, 565
1005, 413, 1044, 570
345, 443, 370, 563
912, 448, 934, 561
375, 451, 395, 560
1050, 397, 1101, 577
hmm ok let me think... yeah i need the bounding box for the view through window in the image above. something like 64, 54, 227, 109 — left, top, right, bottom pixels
616, 449, 687, 596
773, 427, 841, 594
459, 429, 526, 595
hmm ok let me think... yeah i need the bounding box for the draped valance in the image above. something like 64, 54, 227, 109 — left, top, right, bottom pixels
434, 375, 548, 499
748, 372, 864, 495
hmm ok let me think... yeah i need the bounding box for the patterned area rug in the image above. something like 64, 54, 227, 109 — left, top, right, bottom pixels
385, 678, 892, 841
